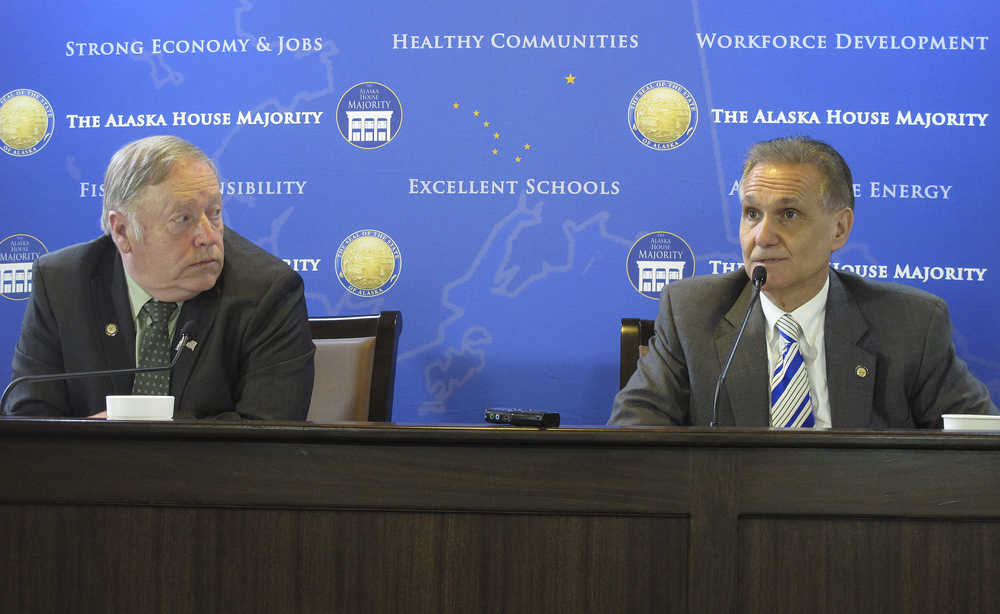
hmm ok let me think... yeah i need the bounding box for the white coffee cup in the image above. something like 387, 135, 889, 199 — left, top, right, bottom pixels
106, 395, 175, 421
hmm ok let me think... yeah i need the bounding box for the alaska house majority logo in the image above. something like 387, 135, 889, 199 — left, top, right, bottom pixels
0, 89, 54, 157
0, 234, 48, 300
337, 82, 402, 149
628, 81, 698, 151
626, 231, 695, 299
335, 229, 402, 297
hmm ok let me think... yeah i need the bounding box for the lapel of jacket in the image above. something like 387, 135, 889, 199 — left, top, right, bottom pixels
824, 271, 876, 427
92, 245, 137, 394
714, 279, 770, 426
169, 279, 221, 412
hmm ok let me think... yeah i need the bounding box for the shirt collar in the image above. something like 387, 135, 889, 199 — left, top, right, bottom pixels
760, 271, 830, 342
123, 267, 182, 323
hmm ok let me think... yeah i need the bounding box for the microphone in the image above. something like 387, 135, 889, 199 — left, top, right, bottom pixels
710, 266, 766, 427
1, 321, 197, 413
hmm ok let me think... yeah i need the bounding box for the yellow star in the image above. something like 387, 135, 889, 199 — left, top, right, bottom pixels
514, 156, 522, 163
492, 149, 499, 155
483, 120, 490, 127
523, 144, 531, 150
453, 102, 460, 109
473, 110, 480, 117
565, 73, 576, 85
493, 132, 500, 139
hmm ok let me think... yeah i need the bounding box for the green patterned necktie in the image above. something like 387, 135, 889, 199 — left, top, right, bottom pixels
132, 300, 177, 395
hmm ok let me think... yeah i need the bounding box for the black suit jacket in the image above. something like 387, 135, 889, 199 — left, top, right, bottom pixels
610, 269, 997, 428
6, 229, 315, 419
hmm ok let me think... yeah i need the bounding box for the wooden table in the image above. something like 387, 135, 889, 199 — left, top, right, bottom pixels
1, 419, 998, 613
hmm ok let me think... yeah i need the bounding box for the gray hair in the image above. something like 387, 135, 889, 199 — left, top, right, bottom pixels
100, 135, 217, 238
739, 136, 854, 211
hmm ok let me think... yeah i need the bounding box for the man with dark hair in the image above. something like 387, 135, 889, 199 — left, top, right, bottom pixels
610, 136, 996, 427
5, 135, 315, 419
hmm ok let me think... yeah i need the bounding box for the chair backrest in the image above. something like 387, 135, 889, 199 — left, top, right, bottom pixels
619, 318, 655, 390
308, 311, 402, 423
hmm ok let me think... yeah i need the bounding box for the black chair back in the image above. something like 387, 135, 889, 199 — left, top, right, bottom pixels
309, 311, 402, 422
619, 318, 655, 389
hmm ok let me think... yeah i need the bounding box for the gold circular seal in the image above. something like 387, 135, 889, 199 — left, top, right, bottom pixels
340, 235, 396, 290
105, 323, 119, 337
855, 365, 868, 378
0, 95, 49, 150
634, 87, 692, 144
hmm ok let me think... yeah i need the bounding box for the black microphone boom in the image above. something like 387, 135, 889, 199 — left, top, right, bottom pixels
710, 267, 766, 427
1, 321, 196, 413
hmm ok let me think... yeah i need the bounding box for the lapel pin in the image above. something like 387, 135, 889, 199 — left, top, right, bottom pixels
105, 323, 118, 337
855, 365, 868, 378
185, 340, 198, 351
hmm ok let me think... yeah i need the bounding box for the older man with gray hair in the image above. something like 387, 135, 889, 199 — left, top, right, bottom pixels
6, 135, 314, 419
611, 136, 996, 428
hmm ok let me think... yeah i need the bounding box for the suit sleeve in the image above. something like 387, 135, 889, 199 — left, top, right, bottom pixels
224, 268, 315, 421
910, 300, 998, 427
608, 286, 691, 426
5, 259, 73, 416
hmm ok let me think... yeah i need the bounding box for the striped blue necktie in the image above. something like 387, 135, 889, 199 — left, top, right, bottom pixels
770, 314, 815, 428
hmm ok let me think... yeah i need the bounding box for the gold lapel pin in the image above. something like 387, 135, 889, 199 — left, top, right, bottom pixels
105, 323, 118, 337
855, 365, 868, 378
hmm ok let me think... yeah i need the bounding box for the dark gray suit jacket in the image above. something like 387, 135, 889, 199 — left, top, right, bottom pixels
610, 269, 997, 428
5, 229, 315, 419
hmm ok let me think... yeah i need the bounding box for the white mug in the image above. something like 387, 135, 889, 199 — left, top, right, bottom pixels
105, 395, 175, 421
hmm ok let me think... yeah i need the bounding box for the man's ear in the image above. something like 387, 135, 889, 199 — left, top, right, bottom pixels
108, 211, 133, 254
831, 207, 854, 251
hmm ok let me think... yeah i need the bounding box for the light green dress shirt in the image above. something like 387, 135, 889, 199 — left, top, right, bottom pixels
123, 270, 183, 366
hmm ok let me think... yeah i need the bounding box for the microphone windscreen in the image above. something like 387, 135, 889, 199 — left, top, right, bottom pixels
752, 265, 767, 287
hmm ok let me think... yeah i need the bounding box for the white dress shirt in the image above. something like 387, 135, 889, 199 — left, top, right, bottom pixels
760, 275, 831, 428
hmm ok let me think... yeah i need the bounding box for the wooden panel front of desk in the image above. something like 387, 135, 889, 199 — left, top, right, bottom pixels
0, 422, 998, 614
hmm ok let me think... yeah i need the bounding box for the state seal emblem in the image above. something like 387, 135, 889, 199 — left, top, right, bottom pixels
0, 89, 55, 157
627, 81, 698, 151
335, 229, 402, 297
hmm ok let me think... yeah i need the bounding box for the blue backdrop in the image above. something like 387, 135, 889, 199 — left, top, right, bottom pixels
2, 1, 997, 424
